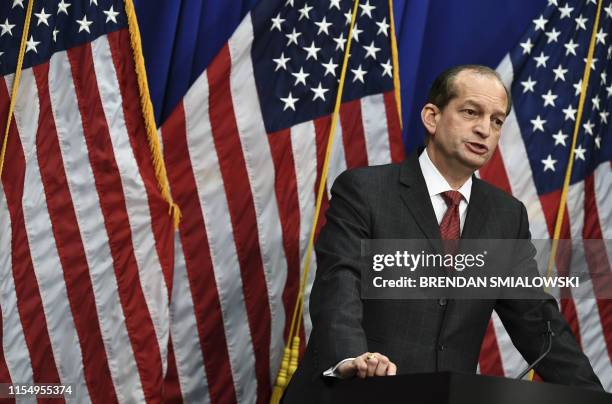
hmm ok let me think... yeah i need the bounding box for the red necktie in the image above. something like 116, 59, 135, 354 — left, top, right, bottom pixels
440, 190, 462, 241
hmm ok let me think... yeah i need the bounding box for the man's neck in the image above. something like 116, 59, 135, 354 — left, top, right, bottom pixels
424, 146, 473, 190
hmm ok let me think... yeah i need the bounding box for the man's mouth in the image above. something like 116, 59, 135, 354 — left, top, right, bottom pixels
465, 142, 488, 155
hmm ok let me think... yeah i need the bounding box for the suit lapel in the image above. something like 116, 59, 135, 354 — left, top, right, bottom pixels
398, 150, 443, 251
461, 177, 491, 239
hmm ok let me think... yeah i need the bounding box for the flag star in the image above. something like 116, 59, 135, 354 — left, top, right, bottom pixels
545, 28, 560, 43
344, 11, 353, 25
12, 0, 24, 9
272, 52, 290, 71
520, 76, 537, 93
533, 15, 547, 31
564, 39, 579, 56
285, 0, 294, 6
25, 35, 40, 53
552, 64, 568, 81
77, 15, 93, 33
285, 28, 301, 46
592, 95, 600, 110
574, 145, 586, 161
583, 57, 598, 70
562, 104, 577, 120
334, 33, 347, 50
280, 92, 299, 111
594, 135, 601, 149
291, 67, 309, 86
315, 17, 332, 35
547, 0, 558, 6
53, 28, 59, 42
359, 0, 376, 18
602, 72, 607, 84
57, 0, 71, 15
605, 3, 612, 18
104, 6, 119, 24
552, 130, 568, 146
586, 0, 596, 4
298, 3, 313, 20
381, 59, 393, 77
541, 154, 557, 172
542, 90, 558, 107
90, 0, 98, 5
329, 0, 341, 10
531, 115, 546, 132
35, 8, 52, 26
351, 64, 367, 83
520, 38, 533, 55
575, 15, 587, 30
595, 28, 607, 45
0, 19, 15, 37
270, 13, 284, 31
607, 83, 612, 97
600, 111, 609, 124
582, 119, 594, 135
351, 24, 363, 42
376, 17, 389, 36
303, 41, 321, 60
310, 82, 329, 101
363, 41, 381, 59
558, 3, 573, 18
322, 58, 338, 76
573, 79, 582, 96
534, 52, 549, 68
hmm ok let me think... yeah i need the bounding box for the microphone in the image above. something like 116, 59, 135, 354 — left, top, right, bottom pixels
515, 319, 555, 380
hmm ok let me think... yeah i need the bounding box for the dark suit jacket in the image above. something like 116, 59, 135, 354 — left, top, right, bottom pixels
282, 150, 603, 403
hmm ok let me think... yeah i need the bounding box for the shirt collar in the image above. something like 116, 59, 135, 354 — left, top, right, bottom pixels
418, 148, 472, 203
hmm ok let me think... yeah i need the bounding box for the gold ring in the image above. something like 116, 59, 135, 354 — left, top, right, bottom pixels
366, 353, 374, 360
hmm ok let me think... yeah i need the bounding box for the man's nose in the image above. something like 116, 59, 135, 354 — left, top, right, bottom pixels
473, 117, 491, 138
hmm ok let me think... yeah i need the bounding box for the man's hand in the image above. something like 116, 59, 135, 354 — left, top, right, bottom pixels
337, 352, 397, 378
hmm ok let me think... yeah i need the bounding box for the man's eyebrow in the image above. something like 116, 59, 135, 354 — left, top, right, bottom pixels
462, 99, 505, 117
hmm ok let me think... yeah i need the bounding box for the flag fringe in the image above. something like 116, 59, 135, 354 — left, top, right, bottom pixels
123, 0, 181, 229
388, 0, 402, 129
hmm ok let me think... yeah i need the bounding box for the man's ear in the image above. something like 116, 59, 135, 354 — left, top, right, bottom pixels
421, 103, 439, 136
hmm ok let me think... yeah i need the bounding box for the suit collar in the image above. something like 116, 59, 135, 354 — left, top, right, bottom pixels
399, 147, 491, 240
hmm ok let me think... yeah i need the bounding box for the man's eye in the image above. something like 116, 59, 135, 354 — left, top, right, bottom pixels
464, 109, 476, 116
493, 119, 504, 127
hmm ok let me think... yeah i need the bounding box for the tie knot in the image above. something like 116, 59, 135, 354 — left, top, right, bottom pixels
442, 190, 462, 207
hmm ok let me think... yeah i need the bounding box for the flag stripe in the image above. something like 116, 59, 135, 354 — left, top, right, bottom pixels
14, 69, 90, 397
66, 43, 162, 402
168, 234, 207, 403
32, 62, 117, 403
361, 94, 391, 166
182, 72, 259, 402
0, 186, 30, 393
162, 101, 238, 404
324, 117, 347, 199
478, 320, 505, 376
382, 91, 404, 163
491, 311, 527, 377
164, 337, 183, 404
267, 128, 301, 340
47, 48, 146, 404
106, 30, 175, 292
228, 19, 288, 383
207, 43, 271, 401
340, 99, 368, 168
94, 33, 170, 375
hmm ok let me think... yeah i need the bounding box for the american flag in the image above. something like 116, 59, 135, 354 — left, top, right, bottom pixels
478, 0, 612, 390
159, 0, 403, 401
0, 0, 175, 402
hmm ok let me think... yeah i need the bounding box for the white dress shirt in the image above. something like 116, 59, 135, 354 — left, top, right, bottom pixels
323, 149, 473, 377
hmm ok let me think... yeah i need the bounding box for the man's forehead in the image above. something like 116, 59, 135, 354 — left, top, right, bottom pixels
452, 71, 507, 112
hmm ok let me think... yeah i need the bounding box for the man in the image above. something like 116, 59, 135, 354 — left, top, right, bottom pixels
282, 65, 603, 403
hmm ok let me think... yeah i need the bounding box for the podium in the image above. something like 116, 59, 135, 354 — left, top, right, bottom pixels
330, 372, 612, 404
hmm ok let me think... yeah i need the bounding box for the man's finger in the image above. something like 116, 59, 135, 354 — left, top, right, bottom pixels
354, 357, 368, 379
374, 354, 390, 376
387, 361, 397, 376
366, 355, 379, 377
